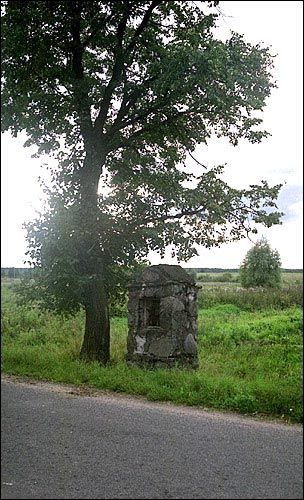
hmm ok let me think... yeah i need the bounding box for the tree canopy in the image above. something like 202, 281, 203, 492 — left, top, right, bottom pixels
1, 0, 283, 362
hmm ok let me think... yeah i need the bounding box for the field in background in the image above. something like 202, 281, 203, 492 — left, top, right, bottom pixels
1, 274, 302, 423
195, 270, 303, 286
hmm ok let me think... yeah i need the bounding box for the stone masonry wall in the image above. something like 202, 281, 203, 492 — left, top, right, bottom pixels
126, 266, 198, 369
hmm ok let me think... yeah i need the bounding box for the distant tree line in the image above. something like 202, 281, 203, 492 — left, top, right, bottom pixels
1, 268, 32, 278
185, 268, 303, 274
2, 267, 302, 280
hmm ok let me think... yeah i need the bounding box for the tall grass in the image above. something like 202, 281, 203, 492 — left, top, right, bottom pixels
1, 283, 303, 423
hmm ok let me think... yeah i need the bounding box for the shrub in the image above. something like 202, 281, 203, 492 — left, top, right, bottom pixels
217, 272, 233, 282
197, 273, 213, 282
239, 237, 282, 288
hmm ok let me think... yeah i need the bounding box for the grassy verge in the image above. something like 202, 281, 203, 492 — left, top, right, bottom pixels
1, 285, 303, 423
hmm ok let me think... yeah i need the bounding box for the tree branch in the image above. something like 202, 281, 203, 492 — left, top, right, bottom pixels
93, 4, 131, 135
107, 75, 159, 136
112, 109, 194, 151
94, 0, 162, 136
188, 151, 208, 169
69, 0, 93, 144
126, 0, 162, 54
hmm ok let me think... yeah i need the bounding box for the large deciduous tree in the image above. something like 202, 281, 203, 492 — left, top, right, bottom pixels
1, 0, 283, 363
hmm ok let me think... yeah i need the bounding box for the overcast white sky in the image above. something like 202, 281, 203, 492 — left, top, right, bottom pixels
1, 1, 303, 269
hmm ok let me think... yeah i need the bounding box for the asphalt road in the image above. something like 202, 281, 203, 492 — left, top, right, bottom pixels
1, 376, 303, 499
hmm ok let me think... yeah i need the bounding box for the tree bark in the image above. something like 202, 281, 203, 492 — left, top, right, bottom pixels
78, 149, 110, 364
80, 278, 110, 364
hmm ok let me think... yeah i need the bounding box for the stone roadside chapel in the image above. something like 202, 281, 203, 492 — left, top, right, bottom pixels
126, 264, 199, 368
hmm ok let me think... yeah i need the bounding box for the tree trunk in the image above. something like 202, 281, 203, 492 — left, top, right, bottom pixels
78, 151, 110, 364
80, 279, 110, 364
77, 145, 109, 363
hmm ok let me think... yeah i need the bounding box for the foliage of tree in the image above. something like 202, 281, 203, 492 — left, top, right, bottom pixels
2, 0, 283, 363
239, 237, 282, 288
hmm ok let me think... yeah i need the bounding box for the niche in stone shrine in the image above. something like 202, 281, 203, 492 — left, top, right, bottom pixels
126, 264, 199, 369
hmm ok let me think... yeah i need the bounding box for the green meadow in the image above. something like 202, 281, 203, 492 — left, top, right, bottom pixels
1, 275, 303, 423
